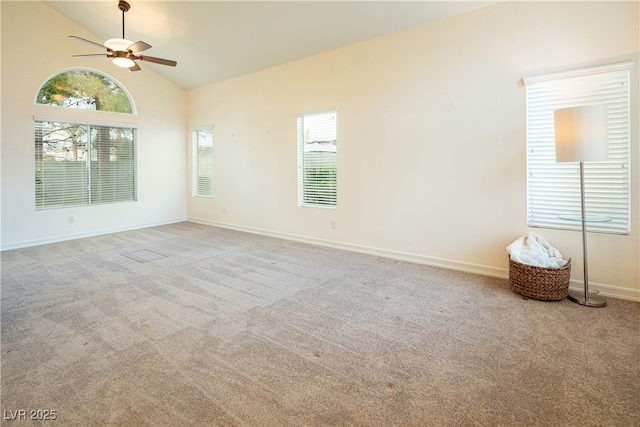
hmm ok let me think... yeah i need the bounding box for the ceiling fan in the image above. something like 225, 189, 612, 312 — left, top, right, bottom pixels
69, 0, 177, 71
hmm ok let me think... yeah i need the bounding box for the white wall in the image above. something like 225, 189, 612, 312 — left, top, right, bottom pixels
1, 2, 187, 249
187, 1, 639, 300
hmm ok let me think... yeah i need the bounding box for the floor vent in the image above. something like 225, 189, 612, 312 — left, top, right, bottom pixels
121, 249, 167, 263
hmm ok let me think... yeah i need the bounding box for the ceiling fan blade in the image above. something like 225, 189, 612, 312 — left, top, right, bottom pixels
129, 62, 142, 72
139, 55, 177, 67
72, 54, 109, 58
69, 35, 109, 51
127, 41, 152, 54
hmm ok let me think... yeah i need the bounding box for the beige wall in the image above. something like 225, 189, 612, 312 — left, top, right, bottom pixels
187, 1, 639, 300
1, 1, 188, 248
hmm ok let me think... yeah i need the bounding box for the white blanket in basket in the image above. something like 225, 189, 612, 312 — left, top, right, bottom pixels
507, 232, 567, 268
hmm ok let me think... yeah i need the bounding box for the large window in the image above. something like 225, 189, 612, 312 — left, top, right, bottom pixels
523, 62, 632, 234
297, 111, 337, 208
192, 127, 214, 198
35, 121, 136, 209
34, 69, 136, 210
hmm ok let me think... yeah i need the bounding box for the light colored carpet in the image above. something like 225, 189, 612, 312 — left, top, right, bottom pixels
1, 222, 638, 426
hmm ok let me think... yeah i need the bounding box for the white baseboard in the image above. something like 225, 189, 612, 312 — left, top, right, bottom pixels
5, 215, 637, 303
0, 217, 187, 251
188, 217, 640, 303
568, 281, 640, 303
189, 217, 508, 278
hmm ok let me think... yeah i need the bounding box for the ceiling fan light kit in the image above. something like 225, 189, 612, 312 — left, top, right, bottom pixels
111, 51, 136, 68
104, 38, 134, 51
69, 0, 176, 71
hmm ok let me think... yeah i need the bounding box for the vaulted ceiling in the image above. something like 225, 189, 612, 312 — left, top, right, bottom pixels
45, 1, 496, 90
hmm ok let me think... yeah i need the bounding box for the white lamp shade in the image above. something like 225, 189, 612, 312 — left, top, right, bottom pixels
554, 105, 609, 162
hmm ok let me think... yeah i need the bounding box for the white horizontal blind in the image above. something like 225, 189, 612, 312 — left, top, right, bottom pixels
35, 120, 136, 210
524, 62, 632, 234
35, 121, 89, 208
90, 126, 136, 205
192, 128, 213, 198
297, 111, 337, 208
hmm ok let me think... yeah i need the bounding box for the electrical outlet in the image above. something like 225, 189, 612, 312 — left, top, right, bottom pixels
331, 220, 336, 229
68, 216, 75, 224
222, 207, 226, 214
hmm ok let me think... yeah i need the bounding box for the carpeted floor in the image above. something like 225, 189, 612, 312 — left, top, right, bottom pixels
1, 222, 638, 426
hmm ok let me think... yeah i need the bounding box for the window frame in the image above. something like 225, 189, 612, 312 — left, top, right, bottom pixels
35, 119, 137, 210
35, 68, 136, 114
192, 126, 214, 198
523, 61, 633, 235
297, 109, 338, 209
33, 68, 138, 211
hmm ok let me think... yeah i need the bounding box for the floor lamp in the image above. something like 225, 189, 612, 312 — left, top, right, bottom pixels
554, 105, 609, 307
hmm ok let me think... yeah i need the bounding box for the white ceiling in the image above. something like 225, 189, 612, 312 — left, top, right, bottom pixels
45, 1, 497, 90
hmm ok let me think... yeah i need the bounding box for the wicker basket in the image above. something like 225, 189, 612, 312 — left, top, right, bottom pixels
508, 257, 571, 301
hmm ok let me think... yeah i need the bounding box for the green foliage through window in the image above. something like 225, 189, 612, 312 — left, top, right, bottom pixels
36, 70, 133, 113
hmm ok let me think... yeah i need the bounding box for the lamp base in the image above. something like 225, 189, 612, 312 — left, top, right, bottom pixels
567, 289, 607, 307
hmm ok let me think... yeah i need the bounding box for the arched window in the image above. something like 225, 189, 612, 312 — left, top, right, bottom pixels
36, 69, 134, 114
34, 69, 137, 210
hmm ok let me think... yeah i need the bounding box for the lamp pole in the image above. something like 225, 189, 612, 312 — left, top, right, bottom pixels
566, 161, 607, 307
554, 105, 609, 308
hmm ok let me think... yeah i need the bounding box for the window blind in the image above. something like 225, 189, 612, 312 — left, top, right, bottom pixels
35, 120, 136, 210
297, 111, 337, 208
523, 62, 633, 234
192, 128, 213, 198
